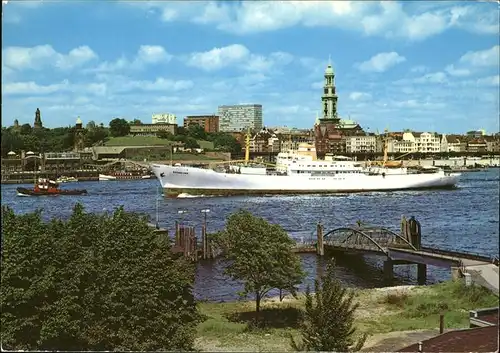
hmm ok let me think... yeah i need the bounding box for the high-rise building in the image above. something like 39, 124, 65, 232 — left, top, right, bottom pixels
152, 113, 177, 125
218, 104, 263, 132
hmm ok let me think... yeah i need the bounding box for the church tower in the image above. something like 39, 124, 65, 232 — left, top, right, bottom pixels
34, 108, 43, 129
74, 116, 85, 151
320, 59, 339, 124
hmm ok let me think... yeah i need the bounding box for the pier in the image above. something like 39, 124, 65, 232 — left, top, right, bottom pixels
294, 217, 499, 293
147, 217, 499, 294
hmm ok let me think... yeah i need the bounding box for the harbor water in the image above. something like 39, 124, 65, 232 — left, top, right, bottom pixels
2, 169, 498, 302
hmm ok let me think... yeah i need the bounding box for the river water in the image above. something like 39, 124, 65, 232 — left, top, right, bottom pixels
2, 169, 499, 302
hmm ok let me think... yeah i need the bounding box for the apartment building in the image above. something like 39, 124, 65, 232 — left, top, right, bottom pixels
218, 104, 263, 132
415, 132, 441, 153
183, 115, 219, 133
345, 134, 378, 154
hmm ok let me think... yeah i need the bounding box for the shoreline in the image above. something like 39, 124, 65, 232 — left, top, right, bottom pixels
195, 280, 498, 352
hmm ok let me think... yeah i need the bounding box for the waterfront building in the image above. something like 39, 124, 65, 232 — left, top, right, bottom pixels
249, 128, 280, 153
345, 134, 378, 154
152, 113, 177, 125
218, 104, 263, 132
415, 132, 441, 153
467, 139, 488, 153
442, 135, 467, 153
184, 115, 219, 133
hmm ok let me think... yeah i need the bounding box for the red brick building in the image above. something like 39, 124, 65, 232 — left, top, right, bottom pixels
183, 115, 219, 133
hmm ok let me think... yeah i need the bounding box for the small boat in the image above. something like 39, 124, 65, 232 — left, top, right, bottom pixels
16, 178, 88, 196
56, 175, 78, 183
99, 174, 117, 181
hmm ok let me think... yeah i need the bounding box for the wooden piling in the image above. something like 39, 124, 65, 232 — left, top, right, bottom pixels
439, 314, 444, 334
316, 222, 324, 256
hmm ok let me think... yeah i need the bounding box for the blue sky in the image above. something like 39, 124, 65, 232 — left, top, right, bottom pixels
2, 0, 499, 133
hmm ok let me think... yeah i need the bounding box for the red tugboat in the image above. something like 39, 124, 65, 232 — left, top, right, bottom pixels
16, 178, 88, 197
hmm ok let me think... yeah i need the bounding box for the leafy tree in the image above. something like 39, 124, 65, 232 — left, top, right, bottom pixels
187, 124, 207, 140
208, 132, 242, 153
1, 204, 202, 351
109, 118, 130, 137
185, 137, 200, 150
213, 210, 304, 315
131, 118, 142, 125
291, 259, 367, 352
20, 123, 32, 135
157, 131, 173, 139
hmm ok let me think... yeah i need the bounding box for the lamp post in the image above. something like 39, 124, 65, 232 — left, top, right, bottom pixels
177, 209, 189, 225
201, 209, 210, 230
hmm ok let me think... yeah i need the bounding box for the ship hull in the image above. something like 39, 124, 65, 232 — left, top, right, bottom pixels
151, 164, 461, 198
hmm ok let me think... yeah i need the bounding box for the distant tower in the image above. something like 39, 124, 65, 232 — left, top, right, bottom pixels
74, 116, 84, 151
34, 108, 43, 128
13, 119, 20, 131
320, 58, 339, 124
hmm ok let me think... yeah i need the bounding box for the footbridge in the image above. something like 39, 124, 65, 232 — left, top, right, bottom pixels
295, 217, 499, 293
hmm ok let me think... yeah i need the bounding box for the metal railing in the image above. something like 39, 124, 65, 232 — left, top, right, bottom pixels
420, 246, 498, 264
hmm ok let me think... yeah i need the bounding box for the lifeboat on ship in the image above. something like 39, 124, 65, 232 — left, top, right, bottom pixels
16, 178, 88, 197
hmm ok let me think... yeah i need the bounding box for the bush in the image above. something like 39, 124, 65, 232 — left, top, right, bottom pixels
1, 204, 202, 351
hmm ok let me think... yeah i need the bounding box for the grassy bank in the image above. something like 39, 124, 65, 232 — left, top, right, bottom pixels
195, 280, 498, 352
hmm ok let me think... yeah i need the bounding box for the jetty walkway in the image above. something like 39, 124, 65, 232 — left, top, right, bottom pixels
290, 217, 499, 294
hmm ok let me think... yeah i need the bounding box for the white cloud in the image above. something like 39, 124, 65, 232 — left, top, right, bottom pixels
357, 52, 406, 73
476, 75, 500, 87
444, 64, 470, 77
91, 45, 172, 73
349, 92, 372, 101
132, 1, 499, 40
3, 80, 70, 95
116, 78, 194, 93
187, 44, 249, 71
410, 66, 428, 73
2, 45, 98, 71
186, 44, 294, 72
458, 45, 500, 67
2, 80, 107, 96
414, 72, 448, 84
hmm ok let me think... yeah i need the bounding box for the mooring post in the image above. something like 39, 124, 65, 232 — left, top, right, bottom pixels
316, 222, 324, 256
417, 263, 427, 285
175, 221, 180, 246
439, 313, 444, 334
383, 259, 394, 284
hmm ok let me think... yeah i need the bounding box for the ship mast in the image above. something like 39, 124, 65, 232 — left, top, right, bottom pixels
244, 127, 250, 166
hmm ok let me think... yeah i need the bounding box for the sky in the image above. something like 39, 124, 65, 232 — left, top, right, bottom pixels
1, 0, 499, 134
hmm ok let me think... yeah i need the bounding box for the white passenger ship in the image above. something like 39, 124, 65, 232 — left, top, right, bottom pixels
151, 141, 461, 198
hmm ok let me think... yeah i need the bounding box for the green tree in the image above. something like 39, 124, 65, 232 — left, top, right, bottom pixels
1, 204, 202, 351
187, 124, 207, 140
291, 259, 367, 352
208, 132, 242, 153
157, 130, 173, 139
213, 210, 304, 315
185, 137, 200, 150
109, 118, 130, 137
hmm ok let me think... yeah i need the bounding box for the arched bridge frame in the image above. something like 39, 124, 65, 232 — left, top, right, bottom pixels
323, 227, 417, 255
